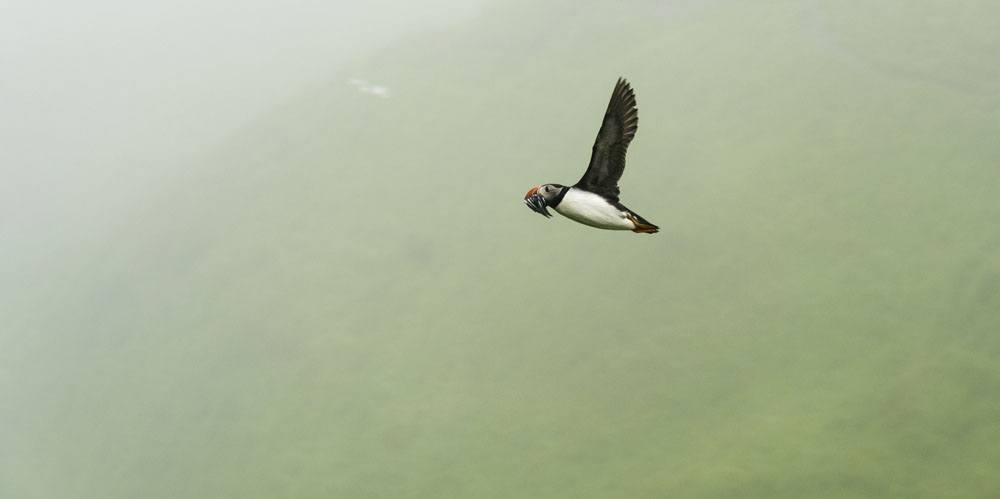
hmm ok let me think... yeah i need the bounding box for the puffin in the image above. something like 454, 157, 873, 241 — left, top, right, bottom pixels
523, 77, 658, 234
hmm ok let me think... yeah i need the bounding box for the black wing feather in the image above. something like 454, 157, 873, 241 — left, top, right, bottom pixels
575, 77, 638, 201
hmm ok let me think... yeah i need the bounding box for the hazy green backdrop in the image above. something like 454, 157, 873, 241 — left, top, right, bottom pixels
3, 1, 1000, 497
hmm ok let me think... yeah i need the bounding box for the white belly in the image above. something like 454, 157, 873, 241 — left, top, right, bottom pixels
553, 188, 632, 230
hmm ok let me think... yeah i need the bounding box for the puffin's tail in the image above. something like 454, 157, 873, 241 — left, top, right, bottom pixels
627, 211, 659, 234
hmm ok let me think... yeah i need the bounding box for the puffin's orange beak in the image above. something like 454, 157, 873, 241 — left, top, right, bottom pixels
523, 185, 552, 218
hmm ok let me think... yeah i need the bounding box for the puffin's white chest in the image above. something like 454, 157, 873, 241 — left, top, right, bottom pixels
553, 188, 632, 230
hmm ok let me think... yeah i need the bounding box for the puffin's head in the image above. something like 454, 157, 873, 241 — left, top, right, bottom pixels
523, 184, 562, 218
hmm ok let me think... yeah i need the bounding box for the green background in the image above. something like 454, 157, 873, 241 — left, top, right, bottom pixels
3, 1, 1000, 497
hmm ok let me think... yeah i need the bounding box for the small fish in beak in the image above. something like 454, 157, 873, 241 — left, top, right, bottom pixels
524, 186, 552, 218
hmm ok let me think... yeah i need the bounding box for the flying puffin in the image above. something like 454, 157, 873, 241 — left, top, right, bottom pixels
523, 77, 658, 234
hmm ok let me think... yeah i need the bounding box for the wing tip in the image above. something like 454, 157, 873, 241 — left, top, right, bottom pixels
612, 77, 638, 140
611, 77, 637, 110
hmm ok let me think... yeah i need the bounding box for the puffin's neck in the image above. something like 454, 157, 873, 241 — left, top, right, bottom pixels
549, 186, 570, 208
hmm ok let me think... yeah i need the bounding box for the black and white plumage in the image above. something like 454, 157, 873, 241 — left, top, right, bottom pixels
523, 77, 658, 234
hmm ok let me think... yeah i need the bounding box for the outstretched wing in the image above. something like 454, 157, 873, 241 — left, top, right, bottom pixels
575, 78, 638, 202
